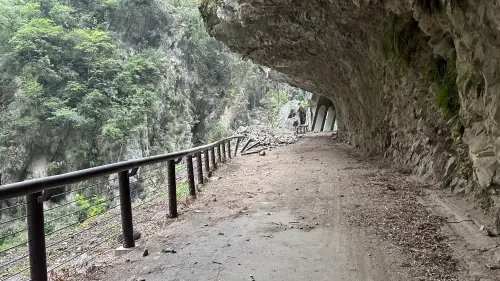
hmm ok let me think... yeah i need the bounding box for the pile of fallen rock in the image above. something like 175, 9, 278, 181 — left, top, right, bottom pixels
236, 125, 297, 146
235, 125, 297, 156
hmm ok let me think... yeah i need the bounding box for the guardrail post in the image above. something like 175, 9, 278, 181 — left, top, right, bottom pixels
228, 141, 232, 159
118, 171, 135, 248
210, 147, 217, 169
217, 144, 222, 163
204, 149, 210, 175
222, 141, 226, 162
196, 152, 204, 184
186, 155, 196, 197
241, 139, 252, 153
27, 192, 47, 281
235, 138, 240, 156
167, 160, 178, 218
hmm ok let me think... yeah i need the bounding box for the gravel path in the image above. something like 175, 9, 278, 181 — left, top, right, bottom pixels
89, 134, 500, 281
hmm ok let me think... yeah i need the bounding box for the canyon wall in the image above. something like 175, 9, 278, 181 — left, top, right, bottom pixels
201, 0, 500, 229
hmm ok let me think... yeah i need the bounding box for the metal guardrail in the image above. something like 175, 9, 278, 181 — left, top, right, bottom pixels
0, 135, 245, 281
296, 124, 309, 134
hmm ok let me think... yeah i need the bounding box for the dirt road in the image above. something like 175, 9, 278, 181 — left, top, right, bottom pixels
95, 134, 500, 281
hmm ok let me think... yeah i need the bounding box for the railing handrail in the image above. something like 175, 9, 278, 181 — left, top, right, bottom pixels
0, 135, 243, 201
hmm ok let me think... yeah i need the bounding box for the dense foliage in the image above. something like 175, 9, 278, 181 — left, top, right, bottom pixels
0, 0, 285, 184
0, 1, 307, 262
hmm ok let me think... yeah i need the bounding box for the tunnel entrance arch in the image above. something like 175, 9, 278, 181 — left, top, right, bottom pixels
313, 105, 327, 132
324, 107, 335, 132
311, 96, 335, 132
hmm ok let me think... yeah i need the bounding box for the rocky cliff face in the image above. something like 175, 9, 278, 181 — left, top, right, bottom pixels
201, 0, 500, 228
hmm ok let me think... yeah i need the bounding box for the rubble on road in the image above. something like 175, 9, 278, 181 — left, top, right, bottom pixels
236, 125, 297, 149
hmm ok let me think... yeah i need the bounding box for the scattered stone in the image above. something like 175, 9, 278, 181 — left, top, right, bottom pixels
480, 225, 492, 236
218, 232, 225, 236
142, 249, 149, 257
401, 261, 411, 267
486, 263, 500, 270
259, 150, 266, 156
161, 248, 177, 254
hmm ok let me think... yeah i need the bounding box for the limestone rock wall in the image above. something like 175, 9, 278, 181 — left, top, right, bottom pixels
201, 0, 500, 228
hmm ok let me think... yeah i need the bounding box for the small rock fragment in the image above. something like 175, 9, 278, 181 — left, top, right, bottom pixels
486, 263, 500, 270
259, 150, 266, 156
480, 225, 492, 236
401, 261, 411, 267
142, 249, 149, 257
161, 248, 177, 254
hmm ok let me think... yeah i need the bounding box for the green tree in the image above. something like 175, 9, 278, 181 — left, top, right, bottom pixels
262, 90, 291, 127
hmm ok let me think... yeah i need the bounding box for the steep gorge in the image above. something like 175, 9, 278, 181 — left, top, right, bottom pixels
201, 0, 500, 228
0, 0, 293, 185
